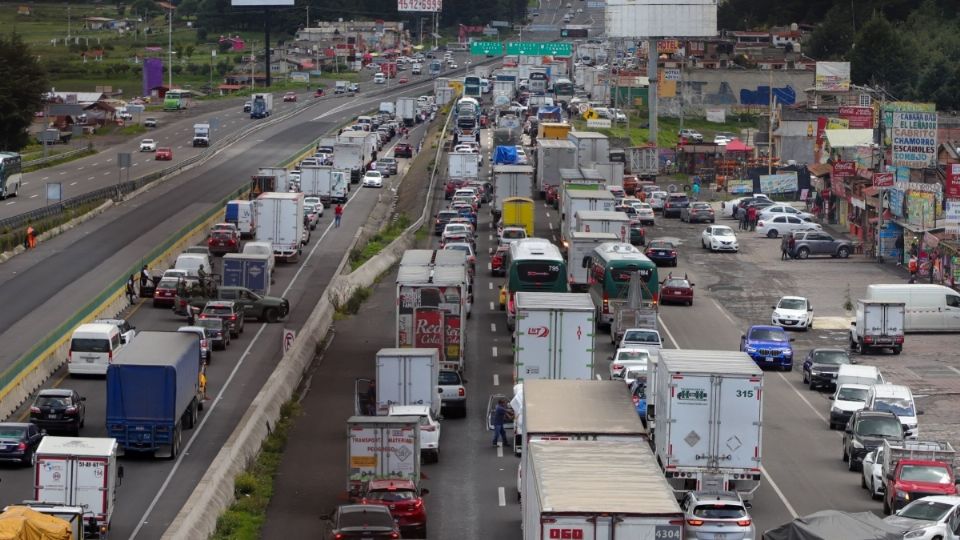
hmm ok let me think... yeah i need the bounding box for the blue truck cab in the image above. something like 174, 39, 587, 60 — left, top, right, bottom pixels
106, 331, 202, 459
740, 325, 795, 371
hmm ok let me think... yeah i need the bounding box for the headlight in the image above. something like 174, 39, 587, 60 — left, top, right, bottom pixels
896, 490, 911, 501
904, 531, 927, 539
811, 370, 823, 376
784, 350, 793, 357
853, 439, 864, 449
745, 346, 757, 353
831, 407, 842, 414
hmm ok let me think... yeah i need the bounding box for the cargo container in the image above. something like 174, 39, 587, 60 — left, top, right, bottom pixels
396, 97, 417, 126
225, 200, 255, 238
105, 332, 202, 459
501, 197, 535, 237
492, 164, 535, 218
257, 167, 293, 193
850, 299, 905, 354
250, 92, 273, 119
396, 250, 471, 372
653, 349, 763, 500
575, 210, 630, 242
568, 131, 610, 167
346, 416, 421, 499
365, 348, 441, 418
522, 440, 683, 540
535, 139, 577, 197
566, 231, 618, 291
222, 253, 271, 295
299, 165, 349, 203
254, 192, 304, 263
560, 187, 616, 248
447, 152, 480, 180
514, 292, 595, 384
34, 437, 119, 538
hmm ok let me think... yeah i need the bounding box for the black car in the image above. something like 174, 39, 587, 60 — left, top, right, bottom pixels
645, 239, 678, 266
0, 423, 44, 466
200, 300, 246, 338
629, 221, 645, 246
802, 348, 853, 390
842, 410, 904, 471
29, 389, 85, 435
195, 317, 230, 350
662, 194, 690, 218
327, 504, 401, 539
434, 210, 459, 235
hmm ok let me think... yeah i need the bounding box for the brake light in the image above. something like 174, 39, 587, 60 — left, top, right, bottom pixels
67, 351, 71, 363
201, 339, 208, 349
602, 291, 609, 314
390, 532, 400, 539
65, 406, 78, 415
864, 336, 873, 344
737, 519, 752, 527
17, 442, 26, 451
229, 314, 237, 320
895, 335, 904, 344
670, 250, 677, 256
421, 424, 436, 432
612, 363, 622, 371
686, 519, 704, 526
458, 388, 465, 397
108, 350, 113, 363
29, 406, 40, 414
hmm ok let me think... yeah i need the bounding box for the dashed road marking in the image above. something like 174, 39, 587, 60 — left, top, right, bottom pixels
87, 176, 94, 180
5, 201, 14, 205
489, 301, 495, 311
77, 166, 84, 171
547, 222, 553, 230
490, 323, 496, 332
59, 171, 66, 175
545, 212, 550, 218
29, 194, 38, 198
497, 445, 504, 458
498, 487, 506, 506
487, 262, 492, 271
103, 172, 110, 176
492, 346, 498, 357
41, 176, 49, 181
493, 373, 500, 386
69, 181, 77, 186
488, 282, 493, 290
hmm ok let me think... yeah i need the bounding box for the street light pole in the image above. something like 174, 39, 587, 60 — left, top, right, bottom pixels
167, 8, 173, 88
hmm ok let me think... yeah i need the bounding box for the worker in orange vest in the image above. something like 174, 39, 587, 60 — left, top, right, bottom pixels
908, 255, 919, 283
25, 226, 36, 249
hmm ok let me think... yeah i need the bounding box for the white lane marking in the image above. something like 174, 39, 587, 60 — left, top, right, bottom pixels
492, 346, 498, 357
711, 299, 738, 325
41, 176, 49, 180
133, 162, 140, 166
103, 172, 110, 176
29, 194, 38, 198
659, 316, 800, 519
489, 302, 495, 311
5, 201, 15, 206
776, 372, 826, 422
497, 445, 504, 458
69, 181, 77, 186
493, 373, 500, 386
760, 465, 799, 518
547, 222, 553, 230
490, 323, 496, 332
59, 171, 66, 175
488, 234, 493, 241
91, 163, 99, 166
498, 487, 506, 506
129, 155, 367, 540
77, 166, 84, 170
488, 282, 493, 290
545, 212, 550, 218
948, 366, 960, 377
487, 262, 492, 271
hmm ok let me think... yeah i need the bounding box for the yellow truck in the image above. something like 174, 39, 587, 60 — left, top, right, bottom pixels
0, 506, 75, 540
538, 122, 572, 140
501, 197, 535, 237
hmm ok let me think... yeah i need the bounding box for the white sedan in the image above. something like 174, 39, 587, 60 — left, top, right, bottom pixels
304, 196, 324, 217
139, 139, 157, 152
389, 404, 441, 463
648, 191, 668, 211
883, 496, 960, 539
771, 295, 814, 330
628, 201, 656, 225
701, 225, 739, 252
861, 448, 885, 500
756, 215, 822, 238
362, 170, 384, 188
608, 348, 652, 379
759, 204, 816, 221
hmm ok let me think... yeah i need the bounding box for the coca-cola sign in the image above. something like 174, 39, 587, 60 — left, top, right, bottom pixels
527, 326, 550, 338
445, 315, 461, 360
414, 309, 445, 359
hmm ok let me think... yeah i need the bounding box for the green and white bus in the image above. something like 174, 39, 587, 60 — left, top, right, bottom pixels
163, 90, 189, 111
0, 152, 23, 199
504, 238, 568, 329
584, 242, 659, 327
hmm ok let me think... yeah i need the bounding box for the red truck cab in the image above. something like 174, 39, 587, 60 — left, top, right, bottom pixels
885, 459, 957, 514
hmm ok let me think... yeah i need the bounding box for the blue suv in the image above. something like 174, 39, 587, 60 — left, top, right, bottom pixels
740, 325, 795, 371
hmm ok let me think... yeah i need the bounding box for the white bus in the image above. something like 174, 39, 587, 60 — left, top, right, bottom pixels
0, 152, 23, 199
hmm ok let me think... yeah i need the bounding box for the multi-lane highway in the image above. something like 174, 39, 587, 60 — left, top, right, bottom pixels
262, 115, 958, 539
0, 105, 439, 539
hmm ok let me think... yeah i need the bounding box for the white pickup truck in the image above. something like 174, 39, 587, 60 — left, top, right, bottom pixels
438, 369, 466, 418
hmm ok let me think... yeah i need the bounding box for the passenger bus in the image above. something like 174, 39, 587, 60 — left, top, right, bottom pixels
528, 71, 549, 94
0, 152, 23, 199
585, 242, 659, 327
429, 60, 442, 76
163, 89, 189, 111
553, 77, 575, 106
464, 76, 482, 98
503, 238, 568, 329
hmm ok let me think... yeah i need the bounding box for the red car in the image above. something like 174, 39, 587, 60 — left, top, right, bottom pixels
444, 179, 467, 199
398, 77, 409, 84
152, 277, 180, 307
360, 479, 429, 538
545, 185, 559, 207
659, 274, 695, 306
491, 244, 510, 276
313, 89, 324, 98
155, 147, 173, 160
394, 143, 413, 158
208, 229, 240, 256
283, 91, 297, 102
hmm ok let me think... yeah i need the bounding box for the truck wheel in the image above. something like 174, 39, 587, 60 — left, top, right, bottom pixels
893, 346, 902, 355
848, 454, 857, 471
842, 444, 849, 462
183, 406, 194, 430
263, 308, 279, 323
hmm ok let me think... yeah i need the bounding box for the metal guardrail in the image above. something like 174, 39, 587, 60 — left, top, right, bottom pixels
23, 145, 94, 169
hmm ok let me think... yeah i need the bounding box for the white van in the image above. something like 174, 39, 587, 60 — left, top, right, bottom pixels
865, 284, 960, 332
373, 73, 386, 84
836, 364, 884, 388
865, 383, 919, 438
174, 253, 212, 277
68, 323, 123, 375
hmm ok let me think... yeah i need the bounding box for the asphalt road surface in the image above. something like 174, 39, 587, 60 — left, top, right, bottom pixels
0, 60, 475, 377
262, 121, 958, 538
0, 117, 438, 540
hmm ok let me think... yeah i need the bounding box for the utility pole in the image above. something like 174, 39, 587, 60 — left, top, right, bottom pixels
646, 37, 658, 145
306, 5, 310, 31
67, 5, 71, 40
767, 66, 774, 175
167, 7, 173, 88
264, 8, 272, 87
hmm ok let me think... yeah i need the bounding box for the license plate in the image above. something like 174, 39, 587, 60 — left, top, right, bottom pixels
87, 358, 95, 363
674, 291, 682, 295
48, 414, 57, 419
658, 251, 666, 255
765, 356, 774, 362
714, 534, 727, 540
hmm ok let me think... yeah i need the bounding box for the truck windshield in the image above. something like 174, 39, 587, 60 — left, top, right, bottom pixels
812, 350, 849, 365
899, 500, 954, 521
872, 398, 916, 416
900, 465, 953, 484
855, 418, 903, 438
837, 387, 868, 402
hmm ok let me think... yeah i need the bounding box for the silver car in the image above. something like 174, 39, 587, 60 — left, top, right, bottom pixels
682, 490, 756, 540
790, 230, 854, 259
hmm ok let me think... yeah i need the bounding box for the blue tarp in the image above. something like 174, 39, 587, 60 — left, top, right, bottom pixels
537, 106, 562, 122
494, 146, 518, 164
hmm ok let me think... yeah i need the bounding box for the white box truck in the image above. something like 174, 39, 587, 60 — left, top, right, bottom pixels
254, 192, 304, 263
258, 166, 292, 193
568, 131, 610, 167
575, 210, 630, 243
346, 416, 421, 499
300, 165, 349, 204
522, 440, 683, 540
192, 123, 210, 147
535, 139, 578, 198
591, 161, 625, 186
34, 436, 119, 537
850, 299, 905, 354
373, 348, 441, 418
560, 188, 616, 248
334, 142, 366, 184
514, 292, 595, 384
567, 231, 618, 291
447, 152, 480, 180
225, 200, 255, 238
654, 349, 764, 500
493, 164, 535, 218
396, 97, 417, 126
396, 254, 471, 373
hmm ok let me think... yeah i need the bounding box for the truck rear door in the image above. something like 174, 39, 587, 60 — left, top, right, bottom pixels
557, 310, 593, 380
515, 309, 550, 382
74, 457, 110, 519
864, 304, 884, 336
666, 373, 713, 469
884, 304, 905, 336
712, 374, 762, 472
